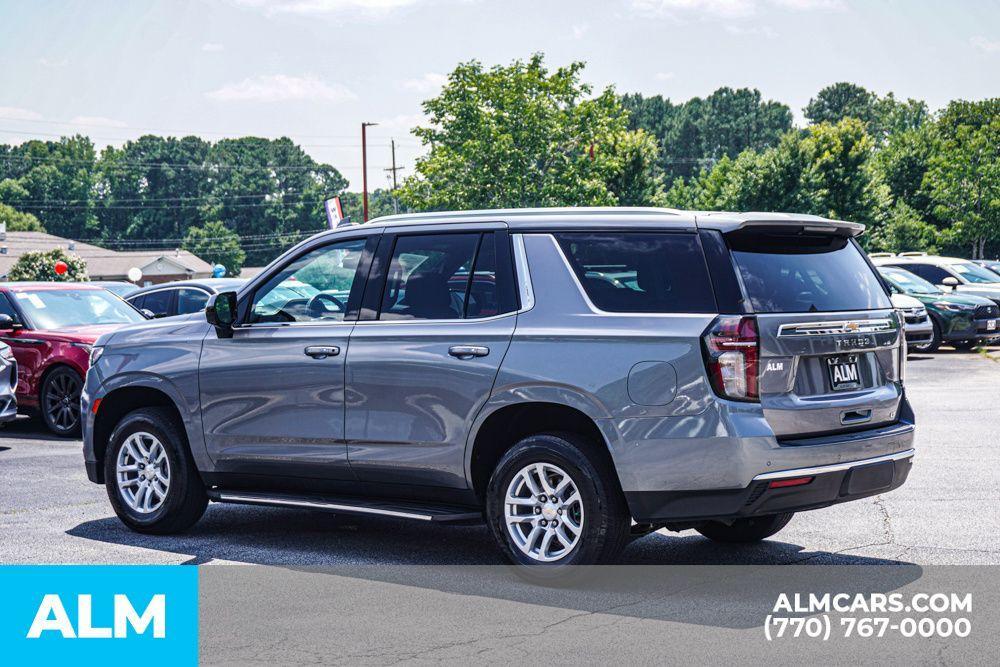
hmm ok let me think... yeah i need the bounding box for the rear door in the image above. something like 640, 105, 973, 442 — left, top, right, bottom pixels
726, 228, 903, 438
344, 226, 518, 488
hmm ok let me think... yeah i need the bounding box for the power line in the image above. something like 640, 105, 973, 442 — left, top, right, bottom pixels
0, 114, 423, 140
0, 154, 392, 171
0, 127, 420, 149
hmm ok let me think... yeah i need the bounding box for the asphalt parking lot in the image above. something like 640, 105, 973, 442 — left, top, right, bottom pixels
1, 346, 998, 568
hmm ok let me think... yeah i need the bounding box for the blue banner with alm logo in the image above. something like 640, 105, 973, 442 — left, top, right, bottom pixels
0, 565, 197, 665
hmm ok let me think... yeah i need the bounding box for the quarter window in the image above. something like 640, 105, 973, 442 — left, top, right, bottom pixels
176, 288, 210, 315
555, 232, 717, 313
250, 238, 367, 323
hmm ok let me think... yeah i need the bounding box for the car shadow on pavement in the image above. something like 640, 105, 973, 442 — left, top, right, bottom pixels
68, 505, 922, 629
0, 416, 75, 442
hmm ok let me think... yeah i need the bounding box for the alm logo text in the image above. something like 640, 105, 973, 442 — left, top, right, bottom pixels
27, 594, 166, 639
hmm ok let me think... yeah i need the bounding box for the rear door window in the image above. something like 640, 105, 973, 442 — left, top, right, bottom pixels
555, 232, 716, 313
728, 231, 891, 313
139, 290, 175, 318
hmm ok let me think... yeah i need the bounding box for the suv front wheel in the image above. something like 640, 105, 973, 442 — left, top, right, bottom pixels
486, 433, 630, 571
104, 407, 208, 534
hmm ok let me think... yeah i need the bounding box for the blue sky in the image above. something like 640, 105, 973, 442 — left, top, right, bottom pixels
1, 0, 998, 188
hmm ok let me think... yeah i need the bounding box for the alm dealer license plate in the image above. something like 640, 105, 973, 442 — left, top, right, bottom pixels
827, 354, 862, 391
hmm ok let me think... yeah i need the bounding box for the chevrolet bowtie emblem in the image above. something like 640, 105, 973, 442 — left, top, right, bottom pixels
846, 322, 860, 332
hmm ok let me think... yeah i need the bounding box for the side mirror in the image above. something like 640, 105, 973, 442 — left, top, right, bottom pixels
941, 277, 960, 289
0, 313, 14, 331
140, 309, 156, 319
206, 291, 238, 338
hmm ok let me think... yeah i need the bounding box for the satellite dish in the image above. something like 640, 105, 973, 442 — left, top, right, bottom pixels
127, 267, 142, 282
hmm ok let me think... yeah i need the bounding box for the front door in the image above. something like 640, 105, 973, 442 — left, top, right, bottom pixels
345, 229, 519, 488
199, 235, 375, 480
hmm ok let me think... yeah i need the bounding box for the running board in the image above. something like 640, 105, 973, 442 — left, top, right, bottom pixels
207, 489, 483, 523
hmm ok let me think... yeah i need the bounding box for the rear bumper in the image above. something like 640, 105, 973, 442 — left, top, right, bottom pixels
627, 447, 914, 523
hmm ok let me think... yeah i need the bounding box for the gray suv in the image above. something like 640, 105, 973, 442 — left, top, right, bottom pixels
82, 208, 915, 568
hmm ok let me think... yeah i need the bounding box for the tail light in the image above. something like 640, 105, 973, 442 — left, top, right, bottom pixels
703, 315, 759, 402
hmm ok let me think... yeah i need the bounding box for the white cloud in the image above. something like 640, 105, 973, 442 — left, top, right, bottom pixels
655, 71, 676, 81
68, 116, 128, 128
202, 43, 225, 52
38, 57, 69, 68
401, 72, 448, 93
725, 23, 778, 38
379, 112, 428, 134
572, 23, 589, 39
629, 0, 841, 18
0, 106, 43, 121
630, 0, 756, 18
206, 74, 357, 103
970, 35, 1000, 53
231, 0, 422, 16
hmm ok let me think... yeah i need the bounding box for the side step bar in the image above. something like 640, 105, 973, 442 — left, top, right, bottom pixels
207, 489, 483, 523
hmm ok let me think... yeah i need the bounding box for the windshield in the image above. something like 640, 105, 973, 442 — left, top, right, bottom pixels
952, 262, 1000, 284
728, 232, 891, 313
879, 267, 941, 294
14, 289, 146, 329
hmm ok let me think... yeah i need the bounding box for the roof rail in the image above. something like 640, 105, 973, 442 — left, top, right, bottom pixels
898, 251, 928, 257
868, 252, 896, 258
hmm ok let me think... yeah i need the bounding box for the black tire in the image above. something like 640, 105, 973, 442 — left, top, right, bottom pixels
695, 513, 794, 543
103, 407, 207, 534
486, 432, 630, 576
40, 366, 83, 437
913, 319, 941, 353
951, 339, 977, 351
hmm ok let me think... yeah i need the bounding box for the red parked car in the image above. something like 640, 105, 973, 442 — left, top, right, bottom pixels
0, 283, 147, 436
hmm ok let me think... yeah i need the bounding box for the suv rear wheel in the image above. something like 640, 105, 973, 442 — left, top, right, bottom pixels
104, 407, 207, 534
486, 433, 630, 572
695, 513, 794, 543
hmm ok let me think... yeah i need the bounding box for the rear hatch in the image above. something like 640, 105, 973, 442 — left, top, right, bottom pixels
726, 226, 903, 439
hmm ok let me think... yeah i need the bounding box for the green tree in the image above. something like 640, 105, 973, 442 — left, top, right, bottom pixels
0, 136, 99, 239
867, 202, 939, 253
805, 83, 928, 141
804, 82, 877, 127
605, 129, 667, 206
623, 88, 792, 180
97, 135, 212, 241
871, 124, 939, 224
925, 108, 1000, 258
202, 137, 346, 264
0, 203, 46, 231
399, 54, 629, 211
182, 221, 246, 276
8, 248, 88, 282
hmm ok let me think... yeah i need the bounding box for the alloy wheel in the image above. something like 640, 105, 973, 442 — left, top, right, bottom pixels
43, 371, 81, 433
504, 462, 584, 562
116, 431, 171, 514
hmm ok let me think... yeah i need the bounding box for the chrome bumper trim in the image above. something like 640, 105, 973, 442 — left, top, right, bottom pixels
753, 448, 915, 481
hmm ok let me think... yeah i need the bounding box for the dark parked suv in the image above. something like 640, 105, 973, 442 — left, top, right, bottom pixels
82, 208, 915, 569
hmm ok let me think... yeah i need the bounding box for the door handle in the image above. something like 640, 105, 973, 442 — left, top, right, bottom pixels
304, 345, 340, 359
449, 345, 489, 359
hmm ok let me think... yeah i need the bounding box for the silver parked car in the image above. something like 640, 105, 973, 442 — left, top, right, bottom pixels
126, 278, 246, 319
82, 208, 915, 570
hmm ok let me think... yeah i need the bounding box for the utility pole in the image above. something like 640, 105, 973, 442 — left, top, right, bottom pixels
361, 121, 378, 222
383, 138, 405, 215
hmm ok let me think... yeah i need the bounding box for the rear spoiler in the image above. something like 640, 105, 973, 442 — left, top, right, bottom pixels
694, 213, 865, 238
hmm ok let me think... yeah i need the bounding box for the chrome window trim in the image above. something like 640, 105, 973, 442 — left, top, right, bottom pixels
512, 233, 535, 313
753, 448, 915, 481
